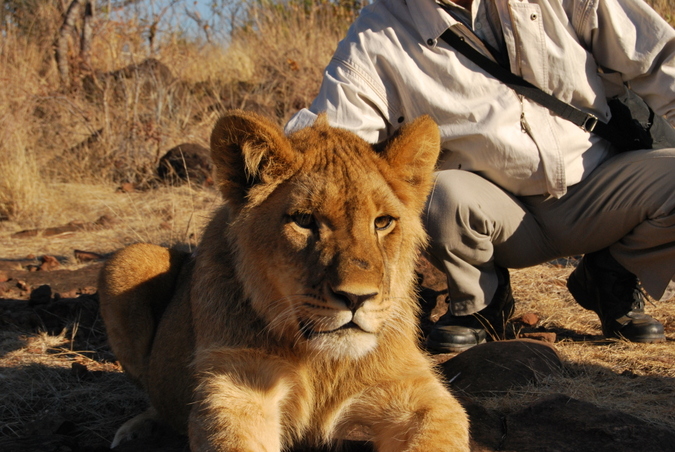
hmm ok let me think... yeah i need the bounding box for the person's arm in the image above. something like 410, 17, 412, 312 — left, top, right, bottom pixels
573, 0, 675, 125
286, 57, 392, 143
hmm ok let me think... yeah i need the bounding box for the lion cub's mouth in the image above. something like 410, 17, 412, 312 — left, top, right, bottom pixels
300, 320, 365, 339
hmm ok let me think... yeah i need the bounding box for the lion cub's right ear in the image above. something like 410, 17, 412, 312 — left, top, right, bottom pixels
210, 110, 301, 211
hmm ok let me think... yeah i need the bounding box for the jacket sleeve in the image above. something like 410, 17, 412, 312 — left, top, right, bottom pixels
286, 55, 392, 143
573, 0, 675, 125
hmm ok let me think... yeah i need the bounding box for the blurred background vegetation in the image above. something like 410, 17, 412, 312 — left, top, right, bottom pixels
0, 0, 358, 226
0, 0, 672, 227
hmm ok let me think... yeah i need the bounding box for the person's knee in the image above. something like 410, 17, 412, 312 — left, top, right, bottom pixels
426, 170, 484, 223
424, 170, 490, 245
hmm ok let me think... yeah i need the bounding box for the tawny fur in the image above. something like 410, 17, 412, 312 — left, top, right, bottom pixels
99, 110, 470, 451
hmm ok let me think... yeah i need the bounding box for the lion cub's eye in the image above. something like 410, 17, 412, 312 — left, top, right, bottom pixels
291, 212, 316, 229
374, 215, 395, 231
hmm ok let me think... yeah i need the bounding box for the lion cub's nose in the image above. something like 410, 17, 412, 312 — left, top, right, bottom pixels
331, 288, 378, 312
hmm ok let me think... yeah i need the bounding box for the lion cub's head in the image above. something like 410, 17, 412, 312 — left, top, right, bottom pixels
209, 111, 440, 359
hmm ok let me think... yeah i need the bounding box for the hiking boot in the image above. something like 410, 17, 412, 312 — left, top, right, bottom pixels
426, 266, 515, 353
566, 249, 665, 343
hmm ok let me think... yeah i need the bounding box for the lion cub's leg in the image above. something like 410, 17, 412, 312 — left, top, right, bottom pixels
110, 407, 161, 448
358, 372, 470, 452
188, 348, 310, 452
99, 243, 190, 385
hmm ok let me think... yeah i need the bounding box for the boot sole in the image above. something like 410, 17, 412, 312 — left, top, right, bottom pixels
613, 332, 666, 343
425, 338, 487, 354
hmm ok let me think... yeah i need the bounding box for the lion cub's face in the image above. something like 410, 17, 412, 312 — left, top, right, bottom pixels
210, 112, 440, 359
246, 156, 407, 359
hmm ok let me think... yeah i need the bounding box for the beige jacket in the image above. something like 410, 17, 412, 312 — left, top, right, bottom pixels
286, 0, 675, 197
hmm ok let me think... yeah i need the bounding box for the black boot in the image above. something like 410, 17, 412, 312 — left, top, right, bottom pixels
567, 249, 665, 343
426, 266, 515, 353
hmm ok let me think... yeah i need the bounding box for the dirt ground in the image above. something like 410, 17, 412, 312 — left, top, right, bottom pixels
1, 251, 674, 451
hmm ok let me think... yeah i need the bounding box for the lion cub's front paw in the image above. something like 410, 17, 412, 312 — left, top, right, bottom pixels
110, 407, 161, 448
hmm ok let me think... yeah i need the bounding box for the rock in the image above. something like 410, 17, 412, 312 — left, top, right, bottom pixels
110, 58, 174, 85
83, 58, 175, 102
94, 214, 118, 227
55, 290, 75, 299
16, 280, 29, 291
12, 224, 79, 238
10, 229, 40, 238
11, 217, 117, 240
29, 284, 52, 306
57, 286, 97, 300
74, 250, 104, 263
39, 255, 61, 271
441, 339, 563, 396
515, 312, 540, 326
520, 331, 557, 343
117, 182, 135, 193
157, 143, 213, 186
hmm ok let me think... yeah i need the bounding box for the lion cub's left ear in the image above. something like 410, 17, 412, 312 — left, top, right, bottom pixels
210, 110, 300, 211
379, 115, 441, 212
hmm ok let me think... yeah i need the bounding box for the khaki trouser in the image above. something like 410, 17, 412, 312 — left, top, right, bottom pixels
424, 148, 675, 316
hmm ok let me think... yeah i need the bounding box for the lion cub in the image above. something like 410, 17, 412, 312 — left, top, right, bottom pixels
99, 111, 470, 451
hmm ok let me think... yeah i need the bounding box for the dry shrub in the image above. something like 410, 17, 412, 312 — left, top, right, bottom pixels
0, 20, 53, 224
224, 0, 357, 121
0, 0, 353, 227
0, 1, 672, 226
0, 127, 43, 224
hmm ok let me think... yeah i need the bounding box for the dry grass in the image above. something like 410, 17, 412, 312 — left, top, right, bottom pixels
0, 183, 220, 260
490, 265, 675, 431
646, 0, 674, 25
0, 0, 353, 227
0, 0, 674, 449
0, 330, 147, 445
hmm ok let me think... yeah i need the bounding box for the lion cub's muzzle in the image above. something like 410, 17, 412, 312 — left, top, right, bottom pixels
299, 283, 385, 358
330, 285, 378, 313
300, 280, 386, 338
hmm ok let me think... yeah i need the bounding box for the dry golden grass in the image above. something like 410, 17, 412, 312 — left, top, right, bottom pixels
0, 183, 220, 261
647, 0, 674, 25
499, 265, 675, 431
0, 0, 674, 448
0, 330, 146, 442
0, 0, 352, 227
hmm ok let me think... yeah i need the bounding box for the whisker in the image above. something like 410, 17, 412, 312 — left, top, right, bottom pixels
257, 294, 307, 340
